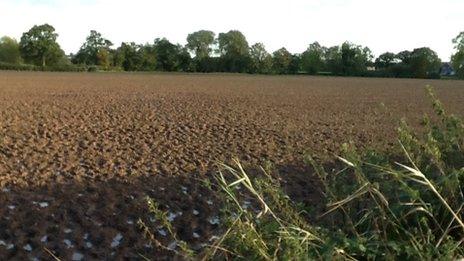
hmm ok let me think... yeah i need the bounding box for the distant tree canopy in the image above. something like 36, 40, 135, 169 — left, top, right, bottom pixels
249, 43, 272, 74
73, 30, 113, 68
1, 24, 458, 79
272, 48, 292, 74
409, 47, 441, 78
153, 38, 191, 72
218, 30, 250, 73
373, 48, 441, 78
186, 30, 215, 59
375, 52, 396, 69
0, 36, 21, 64
301, 42, 326, 74
451, 32, 464, 78
19, 24, 65, 66
115, 42, 145, 71
186, 30, 215, 72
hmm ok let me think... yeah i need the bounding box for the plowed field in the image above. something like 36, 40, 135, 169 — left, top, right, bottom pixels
1, 72, 464, 259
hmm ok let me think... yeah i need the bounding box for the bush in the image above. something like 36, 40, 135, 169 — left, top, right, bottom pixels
0, 61, 87, 72
140, 86, 463, 260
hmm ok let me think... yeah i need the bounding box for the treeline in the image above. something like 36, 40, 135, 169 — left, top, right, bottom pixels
1, 24, 463, 79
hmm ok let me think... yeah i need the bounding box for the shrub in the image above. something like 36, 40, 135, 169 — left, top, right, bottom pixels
0, 61, 87, 72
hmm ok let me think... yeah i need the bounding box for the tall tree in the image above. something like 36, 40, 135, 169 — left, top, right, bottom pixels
186, 30, 215, 59
217, 30, 250, 72
116, 42, 144, 71
451, 32, 464, 78
19, 24, 64, 66
339, 42, 372, 75
409, 47, 441, 78
375, 52, 396, 69
249, 43, 272, 74
288, 54, 301, 74
73, 30, 113, 66
301, 42, 325, 74
0, 36, 21, 64
325, 46, 342, 75
272, 47, 292, 74
176, 45, 192, 72
153, 38, 191, 71
186, 30, 215, 72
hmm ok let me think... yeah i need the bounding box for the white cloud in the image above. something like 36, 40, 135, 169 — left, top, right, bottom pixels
0, 0, 462, 60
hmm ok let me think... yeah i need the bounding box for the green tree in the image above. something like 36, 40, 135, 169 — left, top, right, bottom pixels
19, 24, 65, 66
96, 48, 112, 70
409, 47, 441, 78
272, 47, 292, 74
0, 36, 21, 64
186, 30, 215, 59
153, 38, 191, 71
217, 30, 250, 72
339, 42, 372, 75
451, 32, 464, 78
375, 52, 396, 69
301, 42, 325, 74
325, 46, 342, 75
288, 54, 301, 74
73, 30, 113, 66
186, 30, 215, 72
116, 42, 144, 71
176, 45, 192, 72
249, 43, 272, 74
396, 50, 412, 64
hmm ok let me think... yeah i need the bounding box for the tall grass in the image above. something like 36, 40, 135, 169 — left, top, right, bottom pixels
140, 86, 463, 260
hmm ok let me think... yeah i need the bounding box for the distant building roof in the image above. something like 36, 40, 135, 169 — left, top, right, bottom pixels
440, 62, 455, 76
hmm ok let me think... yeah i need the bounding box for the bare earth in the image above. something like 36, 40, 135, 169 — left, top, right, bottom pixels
1, 72, 464, 259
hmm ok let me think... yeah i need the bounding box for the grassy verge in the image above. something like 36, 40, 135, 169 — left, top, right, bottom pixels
140, 86, 463, 260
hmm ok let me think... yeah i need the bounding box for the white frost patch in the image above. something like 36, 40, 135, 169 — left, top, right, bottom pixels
2, 188, 10, 193
167, 212, 177, 222
64, 228, 72, 234
23, 244, 32, 252
63, 239, 74, 248
40, 235, 48, 243
83, 233, 89, 240
242, 201, 251, 209
39, 202, 49, 208
6, 243, 14, 250
85, 242, 93, 249
193, 232, 200, 238
157, 228, 167, 237
0, 240, 5, 246
209, 235, 220, 242
208, 216, 220, 225
167, 241, 177, 250
193, 209, 199, 216
111, 233, 123, 248
206, 200, 213, 205
8, 205, 16, 210
72, 252, 84, 261
126, 219, 134, 225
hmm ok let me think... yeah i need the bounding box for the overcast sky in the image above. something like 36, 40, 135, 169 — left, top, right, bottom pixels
1, 0, 463, 61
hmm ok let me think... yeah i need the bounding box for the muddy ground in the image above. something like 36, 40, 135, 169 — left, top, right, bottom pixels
1, 72, 464, 259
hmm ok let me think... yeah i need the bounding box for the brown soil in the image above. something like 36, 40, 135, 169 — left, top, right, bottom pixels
1, 72, 464, 259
